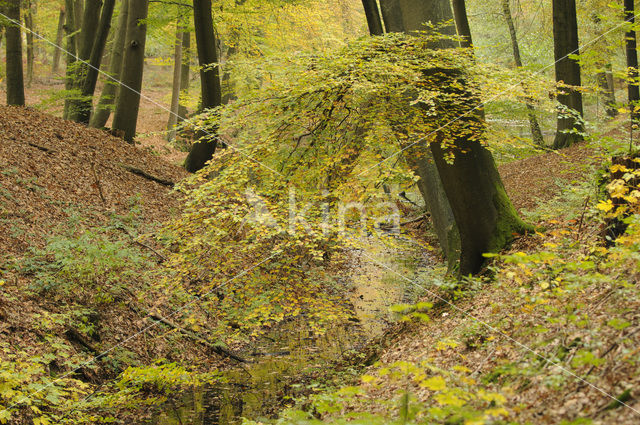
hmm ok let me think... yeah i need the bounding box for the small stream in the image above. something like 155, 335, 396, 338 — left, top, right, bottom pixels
153, 240, 434, 425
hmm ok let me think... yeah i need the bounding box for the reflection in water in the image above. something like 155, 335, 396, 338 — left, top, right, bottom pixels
154, 239, 433, 425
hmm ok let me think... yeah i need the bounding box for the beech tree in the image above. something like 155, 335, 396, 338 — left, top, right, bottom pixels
91, 0, 129, 129
24, 0, 34, 87
4, 0, 25, 106
63, 0, 78, 118
452, 0, 473, 48
67, 0, 103, 121
184, 0, 222, 173
552, 0, 584, 149
112, 0, 150, 142
52, 7, 65, 74
73, 0, 116, 124
625, 0, 639, 119
361, 0, 383, 36
167, 14, 188, 141
372, 0, 529, 275
502, 0, 545, 145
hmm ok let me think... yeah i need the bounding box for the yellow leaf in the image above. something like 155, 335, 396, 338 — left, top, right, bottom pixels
361, 375, 376, 384
420, 375, 446, 391
596, 199, 614, 212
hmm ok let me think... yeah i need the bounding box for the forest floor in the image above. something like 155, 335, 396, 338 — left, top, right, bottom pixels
1, 97, 640, 424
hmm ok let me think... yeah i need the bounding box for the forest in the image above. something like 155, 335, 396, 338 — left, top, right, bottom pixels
1, 0, 640, 423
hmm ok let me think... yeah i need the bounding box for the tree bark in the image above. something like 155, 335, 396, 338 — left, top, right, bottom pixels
90, 0, 129, 128
178, 29, 191, 121
24, 0, 35, 87
184, 0, 222, 173
374, 0, 528, 275
112, 0, 149, 142
63, 0, 77, 118
552, 0, 584, 149
4, 0, 25, 106
167, 19, 184, 141
378, 0, 459, 268
52, 8, 66, 74
361, 0, 383, 35
502, 0, 545, 145
68, 0, 103, 121
75, 0, 116, 124
625, 0, 639, 120
451, 0, 473, 48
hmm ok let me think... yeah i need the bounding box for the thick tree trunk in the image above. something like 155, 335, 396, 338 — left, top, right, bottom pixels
52, 8, 66, 74
361, 0, 383, 35
502, 0, 545, 145
4, 0, 25, 106
167, 20, 184, 141
184, 0, 223, 173
90, 0, 129, 128
75, 0, 116, 124
375, 0, 528, 275
24, 0, 34, 87
112, 0, 149, 142
451, 0, 473, 48
378, 0, 459, 268
625, 0, 639, 119
178, 29, 191, 121
552, 0, 584, 149
63, 0, 77, 118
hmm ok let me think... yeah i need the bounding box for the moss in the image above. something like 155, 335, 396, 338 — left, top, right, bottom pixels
487, 184, 535, 255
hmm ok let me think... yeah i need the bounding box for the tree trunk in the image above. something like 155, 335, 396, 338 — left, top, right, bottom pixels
625, 0, 639, 119
378, 0, 460, 268
75, 0, 116, 124
184, 0, 222, 173
68, 0, 103, 121
361, 0, 383, 35
451, 0, 473, 48
4, 0, 25, 106
178, 29, 190, 121
375, 0, 528, 275
63, 0, 77, 118
52, 8, 66, 74
24, 0, 34, 88
167, 19, 184, 141
90, 0, 129, 128
112, 0, 149, 143
552, 0, 584, 149
597, 64, 618, 118
502, 0, 545, 145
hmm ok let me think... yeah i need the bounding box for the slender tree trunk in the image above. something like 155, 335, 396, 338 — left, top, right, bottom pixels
375, 0, 528, 275
24, 0, 35, 87
184, 0, 222, 173
502, 0, 544, 145
552, 0, 584, 149
68, 0, 103, 121
597, 64, 618, 118
52, 8, 66, 74
4, 0, 25, 106
361, 0, 383, 35
625, 0, 639, 119
76, 0, 116, 124
178, 29, 190, 121
167, 19, 184, 141
337, 0, 354, 36
451, 0, 473, 48
90, 0, 129, 128
63, 0, 77, 118
112, 0, 149, 142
